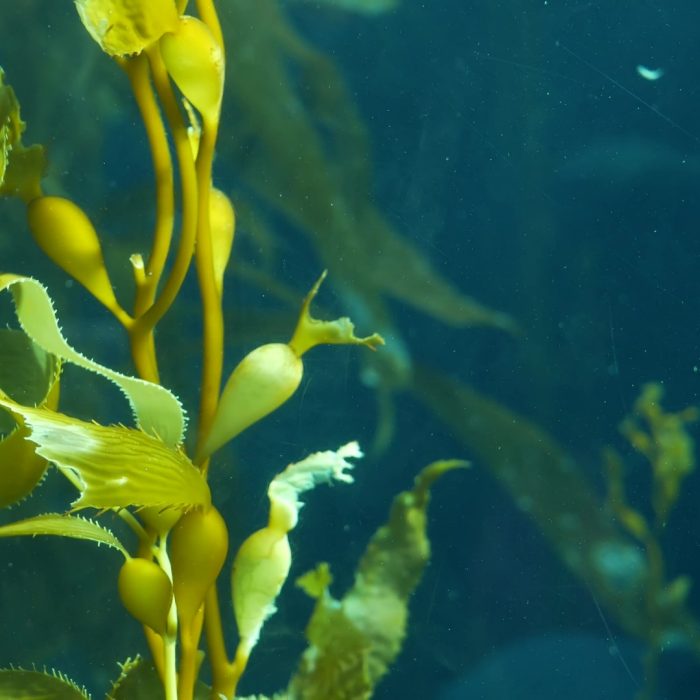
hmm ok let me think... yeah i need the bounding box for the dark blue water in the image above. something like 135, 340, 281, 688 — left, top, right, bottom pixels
1, 2, 700, 699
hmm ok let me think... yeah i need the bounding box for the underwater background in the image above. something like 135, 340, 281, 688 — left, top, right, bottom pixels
2, 1, 700, 698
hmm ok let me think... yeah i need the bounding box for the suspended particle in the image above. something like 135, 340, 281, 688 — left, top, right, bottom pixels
636, 65, 664, 81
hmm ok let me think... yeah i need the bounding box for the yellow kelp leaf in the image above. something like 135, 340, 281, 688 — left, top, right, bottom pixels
603, 447, 651, 542
199, 274, 382, 460
0, 512, 128, 556
0, 66, 24, 184
0, 274, 185, 445
620, 382, 698, 525
0, 142, 45, 202
0, 329, 60, 507
0, 424, 49, 508
232, 443, 361, 665
288, 271, 384, 356
297, 562, 333, 599
0, 397, 209, 511
0, 669, 90, 700
288, 460, 466, 700
75, 0, 179, 57
0, 67, 44, 202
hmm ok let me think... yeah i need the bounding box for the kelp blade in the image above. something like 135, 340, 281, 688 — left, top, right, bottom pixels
0, 398, 209, 512
0, 669, 90, 699
0, 274, 185, 446
289, 459, 465, 699
0, 513, 127, 557
0, 328, 60, 506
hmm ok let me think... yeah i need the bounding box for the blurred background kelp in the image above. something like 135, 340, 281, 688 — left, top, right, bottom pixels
2, 0, 700, 698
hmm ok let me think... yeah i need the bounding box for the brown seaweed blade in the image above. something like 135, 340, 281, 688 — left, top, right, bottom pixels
412, 365, 700, 647
222, 0, 517, 335
288, 459, 466, 700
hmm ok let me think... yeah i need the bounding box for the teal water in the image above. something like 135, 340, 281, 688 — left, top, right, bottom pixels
1, 2, 700, 699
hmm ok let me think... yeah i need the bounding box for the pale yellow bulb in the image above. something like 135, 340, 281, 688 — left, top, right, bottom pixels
27, 196, 118, 312
199, 343, 303, 460
118, 557, 173, 635
170, 506, 228, 627
160, 16, 224, 125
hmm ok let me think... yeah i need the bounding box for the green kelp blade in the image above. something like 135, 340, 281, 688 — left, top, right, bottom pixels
0, 668, 90, 699
0, 67, 45, 202
232, 443, 361, 662
411, 367, 668, 640
0, 142, 45, 202
107, 657, 211, 700
289, 460, 466, 700
0, 513, 128, 557
0, 66, 25, 184
0, 329, 61, 507
0, 329, 59, 411
0, 274, 185, 446
0, 397, 210, 512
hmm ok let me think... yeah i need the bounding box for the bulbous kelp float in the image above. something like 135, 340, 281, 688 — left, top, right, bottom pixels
0, 2, 465, 698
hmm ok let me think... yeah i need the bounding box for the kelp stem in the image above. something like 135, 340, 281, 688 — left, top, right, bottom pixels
120, 53, 175, 315
205, 586, 237, 697
139, 46, 199, 331
196, 0, 225, 51
194, 118, 224, 454
155, 538, 179, 700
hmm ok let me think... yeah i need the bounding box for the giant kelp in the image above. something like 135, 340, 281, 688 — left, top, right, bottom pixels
221, 0, 516, 336
2, 2, 697, 699
0, 2, 462, 698
414, 367, 700, 698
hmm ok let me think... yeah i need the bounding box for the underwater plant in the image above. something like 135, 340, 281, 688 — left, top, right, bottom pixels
0, 2, 465, 698
415, 369, 700, 699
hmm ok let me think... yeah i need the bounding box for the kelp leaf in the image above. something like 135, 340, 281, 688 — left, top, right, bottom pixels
412, 367, 664, 639
0, 67, 45, 202
232, 443, 361, 661
107, 657, 210, 700
0, 397, 210, 512
0, 66, 25, 184
289, 271, 384, 356
0, 329, 61, 507
0, 329, 59, 410
75, 0, 179, 57
0, 424, 50, 508
288, 459, 466, 699
0, 141, 45, 202
0, 274, 185, 446
0, 668, 90, 699
0, 513, 128, 556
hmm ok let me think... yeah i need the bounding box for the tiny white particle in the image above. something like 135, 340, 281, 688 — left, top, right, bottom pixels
636, 65, 664, 81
